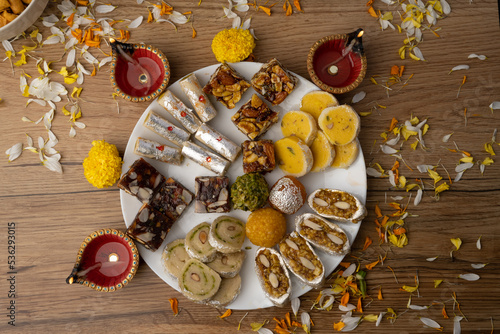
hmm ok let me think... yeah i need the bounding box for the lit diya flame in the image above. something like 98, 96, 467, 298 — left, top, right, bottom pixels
326, 29, 364, 76
66, 229, 139, 292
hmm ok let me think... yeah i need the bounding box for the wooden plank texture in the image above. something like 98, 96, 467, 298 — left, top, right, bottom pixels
1, 0, 499, 333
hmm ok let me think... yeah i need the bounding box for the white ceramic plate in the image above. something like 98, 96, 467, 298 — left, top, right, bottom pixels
120, 62, 366, 310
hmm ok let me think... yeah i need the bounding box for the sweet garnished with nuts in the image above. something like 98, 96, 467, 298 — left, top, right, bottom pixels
308, 188, 367, 223
231, 94, 279, 140
251, 58, 298, 105
242, 139, 276, 174
203, 62, 251, 109
254, 247, 291, 307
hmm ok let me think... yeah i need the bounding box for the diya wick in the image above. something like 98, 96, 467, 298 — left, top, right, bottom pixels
325, 29, 364, 76
110, 38, 151, 85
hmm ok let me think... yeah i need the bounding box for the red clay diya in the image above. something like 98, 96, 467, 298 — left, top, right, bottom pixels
307, 28, 367, 94
66, 229, 139, 292
110, 39, 170, 103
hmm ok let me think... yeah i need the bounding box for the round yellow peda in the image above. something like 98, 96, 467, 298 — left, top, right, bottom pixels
300, 90, 339, 122
246, 207, 287, 247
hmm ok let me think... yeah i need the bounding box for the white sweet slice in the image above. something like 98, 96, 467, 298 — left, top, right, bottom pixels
206, 275, 242, 308
185, 222, 217, 262
208, 216, 246, 254
179, 259, 221, 302
161, 239, 191, 280
206, 251, 246, 278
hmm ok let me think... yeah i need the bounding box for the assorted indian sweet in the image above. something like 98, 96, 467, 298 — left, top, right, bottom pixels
310, 130, 336, 173
278, 232, 325, 288
0, 0, 27, 28
162, 239, 191, 279
331, 139, 360, 169
195, 123, 241, 162
206, 275, 242, 308
231, 94, 279, 140
208, 216, 246, 253
254, 247, 291, 307
179, 259, 222, 303
157, 89, 202, 134
181, 141, 230, 176
126, 203, 175, 251
194, 176, 230, 213
268, 176, 307, 215
230, 172, 269, 211
241, 139, 275, 174
134, 137, 183, 165
150, 177, 193, 221
299, 90, 339, 122
179, 73, 217, 122
118, 158, 165, 203
308, 188, 367, 224
318, 105, 360, 146
202, 62, 251, 109
246, 207, 286, 247
280, 110, 317, 146
251, 58, 298, 105
185, 222, 217, 262
274, 136, 313, 177
295, 213, 350, 256
206, 250, 246, 278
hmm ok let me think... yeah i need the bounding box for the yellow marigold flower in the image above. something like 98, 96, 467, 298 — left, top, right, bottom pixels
83, 140, 122, 188
211, 28, 255, 63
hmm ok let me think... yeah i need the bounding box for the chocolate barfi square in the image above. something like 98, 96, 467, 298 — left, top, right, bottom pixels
203, 63, 251, 109
231, 94, 278, 140
242, 140, 276, 174
251, 58, 298, 105
194, 176, 230, 213
126, 203, 174, 251
150, 178, 193, 220
117, 158, 165, 203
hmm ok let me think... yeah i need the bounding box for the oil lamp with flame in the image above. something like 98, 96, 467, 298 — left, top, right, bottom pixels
307, 28, 367, 94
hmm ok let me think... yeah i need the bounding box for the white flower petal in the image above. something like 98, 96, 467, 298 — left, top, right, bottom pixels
426, 256, 438, 262
232, 16, 241, 29
301, 312, 310, 332
257, 328, 273, 334
351, 91, 366, 104
489, 101, 500, 110
6, 143, 23, 161
413, 47, 425, 61
442, 133, 453, 142
376, 312, 386, 327
409, 304, 429, 310
291, 297, 300, 317
234, 4, 249, 12
367, 167, 383, 177
66, 48, 76, 67
449, 65, 469, 73
441, 0, 451, 15
420, 317, 442, 330
468, 54, 487, 60
26, 134, 33, 147
42, 14, 59, 27
26, 99, 47, 107
458, 273, 480, 281
127, 16, 144, 29
342, 263, 357, 277
73, 121, 86, 129
339, 304, 357, 312
385, 133, 400, 146
169, 11, 188, 24
455, 162, 474, 173
43, 35, 62, 45
2, 39, 14, 53
471, 263, 487, 269
241, 18, 252, 30
95, 5, 116, 14
69, 126, 76, 137
476, 236, 482, 250
414, 188, 423, 206
43, 156, 63, 173
380, 144, 399, 154
453, 316, 463, 334
454, 171, 464, 182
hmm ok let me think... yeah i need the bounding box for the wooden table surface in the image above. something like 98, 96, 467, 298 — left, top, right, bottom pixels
1, 0, 499, 333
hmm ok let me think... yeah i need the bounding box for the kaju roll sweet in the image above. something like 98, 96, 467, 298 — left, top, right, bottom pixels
157, 90, 202, 134
144, 111, 191, 147
195, 123, 241, 162
134, 137, 183, 165
179, 73, 217, 123
181, 141, 230, 176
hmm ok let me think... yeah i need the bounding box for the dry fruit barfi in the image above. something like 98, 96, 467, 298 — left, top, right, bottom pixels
308, 188, 367, 224
185, 222, 217, 262
241, 139, 275, 174
194, 176, 230, 213
161, 239, 191, 280
278, 232, 325, 288
295, 213, 350, 256
202, 62, 251, 109
268, 176, 307, 215
117, 158, 165, 203
208, 216, 246, 253
280, 110, 318, 146
231, 94, 278, 140
179, 259, 222, 302
251, 58, 298, 105
150, 177, 193, 221
126, 203, 174, 251
206, 251, 246, 278
254, 247, 291, 307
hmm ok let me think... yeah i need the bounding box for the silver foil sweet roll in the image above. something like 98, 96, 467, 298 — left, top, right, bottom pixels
179, 73, 217, 123
143, 111, 191, 147
181, 141, 230, 176
195, 123, 241, 162
157, 90, 202, 134
134, 137, 183, 165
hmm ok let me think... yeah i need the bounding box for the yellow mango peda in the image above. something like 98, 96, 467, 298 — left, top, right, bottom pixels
331, 139, 360, 169
310, 130, 335, 173
318, 105, 360, 146
300, 90, 339, 122
274, 136, 313, 177
280, 110, 317, 146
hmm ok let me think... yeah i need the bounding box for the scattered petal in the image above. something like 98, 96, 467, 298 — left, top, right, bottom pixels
449, 65, 469, 74
351, 91, 366, 104
471, 263, 487, 269
95, 5, 116, 14
453, 316, 463, 334
476, 236, 482, 250
380, 144, 399, 154
451, 238, 462, 250
458, 273, 480, 281
468, 54, 487, 60
442, 133, 453, 142
342, 263, 356, 277
127, 16, 144, 29
414, 188, 423, 206
426, 256, 438, 262
6, 143, 23, 161
420, 317, 442, 330
409, 304, 429, 310
489, 101, 500, 111
291, 297, 300, 317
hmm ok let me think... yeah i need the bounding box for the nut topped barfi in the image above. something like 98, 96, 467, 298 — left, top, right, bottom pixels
203, 62, 251, 109
241, 139, 275, 174
117, 158, 165, 203
251, 58, 298, 105
150, 177, 193, 221
194, 176, 230, 213
254, 247, 291, 307
231, 94, 279, 140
